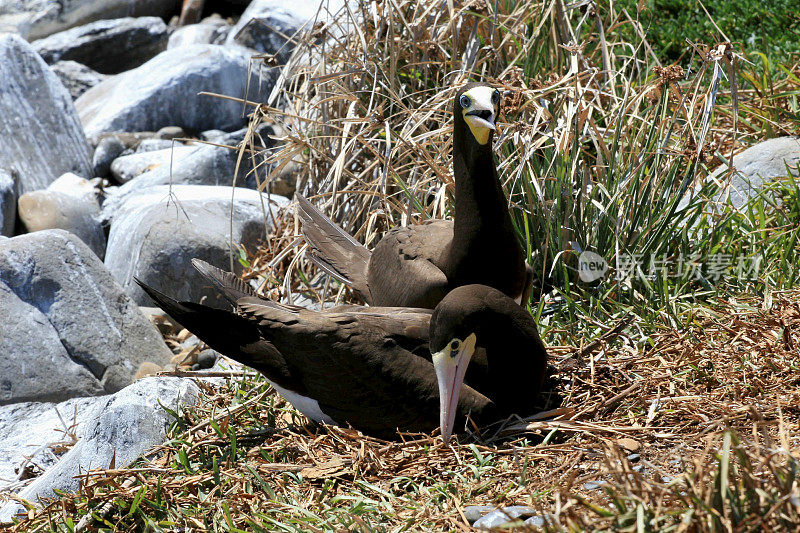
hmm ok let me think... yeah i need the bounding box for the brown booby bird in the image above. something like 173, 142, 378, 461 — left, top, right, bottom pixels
298, 82, 531, 309
137, 260, 547, 440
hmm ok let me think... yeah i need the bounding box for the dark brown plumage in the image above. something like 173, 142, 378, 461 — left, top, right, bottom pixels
297, 82, 531, 309
136, 260, 547, 440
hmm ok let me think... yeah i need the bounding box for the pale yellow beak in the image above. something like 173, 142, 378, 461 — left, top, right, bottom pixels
431, 333, 477, 442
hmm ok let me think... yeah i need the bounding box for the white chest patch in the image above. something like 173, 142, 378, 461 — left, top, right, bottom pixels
267, 380, 338, 425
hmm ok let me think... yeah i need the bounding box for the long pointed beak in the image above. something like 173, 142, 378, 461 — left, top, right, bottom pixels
432, 333, 477, 442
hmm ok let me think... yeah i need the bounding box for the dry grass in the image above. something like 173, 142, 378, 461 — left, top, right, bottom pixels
236, 0, 800, 323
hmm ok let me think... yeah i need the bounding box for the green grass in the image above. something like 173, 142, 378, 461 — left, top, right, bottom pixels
615, 0, 800, 63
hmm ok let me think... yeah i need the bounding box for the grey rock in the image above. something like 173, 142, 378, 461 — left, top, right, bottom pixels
101, 127, 276, 209
196, 349, 218, 369
200, 129, 227, 142
103, 185, 287, 307
710, 136, 800, 209
0, 34, 92, 195
583, 480, 607, 490
136, 139, 182, 153
464, 505, 495, 524
0, 395, 98, 488
17, 173, 106, 258
77, 45, 273, 141
0, 230, 172, 394
472, 506, 538, 529
180, 335, 200, 350
168, 21, 230, 48
524, 514, 556, 528
32, 17, 168, 74
0, 170, 17, 237
110, 146, 195, 183
0, 283, 104, 405
0, 377, 199, 522
227, 0, 344, 60
93, 131, 157, 151
156, 126, 188, 140
92, 136, 126, 178
0, 0, 180, 41
50, 60, 107, 100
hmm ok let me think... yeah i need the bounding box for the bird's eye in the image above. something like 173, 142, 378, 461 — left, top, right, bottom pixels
459, 95, 471, 108
449, 339, 461, 352
491, 89, 501, 105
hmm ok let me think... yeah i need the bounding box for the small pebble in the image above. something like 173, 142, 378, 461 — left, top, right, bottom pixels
583, 480, 607, 490
92, 137, 125, 178
627, 453, 640, 462
196, 349, 219, 369
200, 129, 226, 142
156, 126, 187, 140
135, 139, 176, 153
463, 505, 494, 524
525, 514, 556, 527
472, 506, 537, 529
134, 361, 162, 380
180, 334, 200, 349
616, 437, 641, 452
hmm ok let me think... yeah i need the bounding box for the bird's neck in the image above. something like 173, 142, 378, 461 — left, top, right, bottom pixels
448, 132, 518, 258
475, 319, 547, 415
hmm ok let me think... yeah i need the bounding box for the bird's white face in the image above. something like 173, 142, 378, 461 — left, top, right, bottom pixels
459, 86, 501, 145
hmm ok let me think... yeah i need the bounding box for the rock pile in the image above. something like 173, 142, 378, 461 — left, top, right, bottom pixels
0, 0, 328, 517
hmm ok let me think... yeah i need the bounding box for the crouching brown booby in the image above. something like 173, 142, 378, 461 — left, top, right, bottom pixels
298, 82, 532, 309
136, 260, 547, 440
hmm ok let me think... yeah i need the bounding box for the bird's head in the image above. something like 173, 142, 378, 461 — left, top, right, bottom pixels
454, 82, 501, 146
429, 284, 545, 442
429, 284, 506, 441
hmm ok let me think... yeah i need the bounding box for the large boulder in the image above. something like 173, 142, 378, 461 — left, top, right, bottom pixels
0, 170, 16, 236
0, 34, 92, 195
104, 185, 288, 307
0, 0, 180, 40
226, 0, 344, 60
0, 230, 173, 398
32, 17, 169, 74
76, 44, 272, 141
0, 377, 199, 522
710, 136, 800, 209
50, 60, 107, 100
100, 127, 277, 213
17, 173, 106, 258
0, 282, 104, 404
0, 395, 97, 490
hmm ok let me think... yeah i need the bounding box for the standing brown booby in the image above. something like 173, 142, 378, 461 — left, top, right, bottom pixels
137, 260, 547, 440
298, 82, 531, 309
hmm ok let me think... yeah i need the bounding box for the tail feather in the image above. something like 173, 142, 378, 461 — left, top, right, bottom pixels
134, 277, 293, 382
191, 258, 256, 306
295, 194, 372, 303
